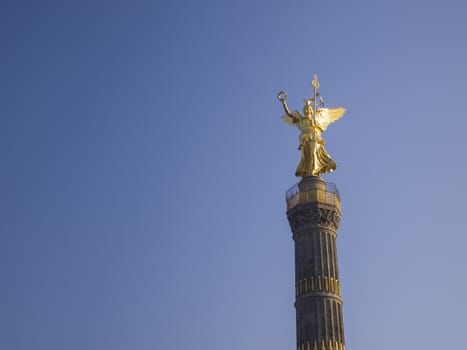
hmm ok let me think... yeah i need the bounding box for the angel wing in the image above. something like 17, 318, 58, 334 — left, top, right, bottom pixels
315, 107, 346, 131
281, 111, 301, 126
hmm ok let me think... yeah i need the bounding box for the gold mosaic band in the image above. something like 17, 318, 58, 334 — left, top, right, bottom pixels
298, 339, 345, 350
296, 276, 341, 297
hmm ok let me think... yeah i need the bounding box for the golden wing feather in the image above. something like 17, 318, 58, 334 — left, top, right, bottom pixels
281, 111, 301, 126
315, 107, 346, 131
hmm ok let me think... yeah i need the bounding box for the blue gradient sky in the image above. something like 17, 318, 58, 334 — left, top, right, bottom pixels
3, 1, 467, 349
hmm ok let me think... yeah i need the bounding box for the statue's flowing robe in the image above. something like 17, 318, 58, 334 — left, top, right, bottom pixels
296, 118, 336, 177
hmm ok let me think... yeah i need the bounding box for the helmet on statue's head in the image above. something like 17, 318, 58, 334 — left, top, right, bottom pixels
303, 101, 313, 117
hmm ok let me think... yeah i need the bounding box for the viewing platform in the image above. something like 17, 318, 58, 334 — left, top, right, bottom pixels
286, 177, 340, 211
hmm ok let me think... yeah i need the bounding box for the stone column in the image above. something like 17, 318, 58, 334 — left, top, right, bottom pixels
286, 176, 345, 350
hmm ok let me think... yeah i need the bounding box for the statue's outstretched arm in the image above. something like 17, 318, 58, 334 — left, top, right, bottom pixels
277, 91, 299, 122
277, 91, 292, 115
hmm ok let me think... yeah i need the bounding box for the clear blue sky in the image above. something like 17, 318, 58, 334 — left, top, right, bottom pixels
3, 1, 467, 349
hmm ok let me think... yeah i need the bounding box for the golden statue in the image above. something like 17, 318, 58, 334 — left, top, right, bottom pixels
278, 74, 346, 177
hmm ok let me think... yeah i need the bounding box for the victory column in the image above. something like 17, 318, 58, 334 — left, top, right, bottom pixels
278, 74, 347, 350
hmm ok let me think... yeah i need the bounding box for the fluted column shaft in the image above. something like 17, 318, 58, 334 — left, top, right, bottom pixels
286, 177, 345, 350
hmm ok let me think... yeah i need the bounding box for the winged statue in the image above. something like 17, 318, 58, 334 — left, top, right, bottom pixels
278, 74, 346, 177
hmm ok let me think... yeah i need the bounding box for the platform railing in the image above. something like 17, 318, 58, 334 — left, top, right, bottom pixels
286, 181, 340, 210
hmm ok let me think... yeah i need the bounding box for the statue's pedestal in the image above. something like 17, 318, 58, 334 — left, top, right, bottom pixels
286, 176, 345, 350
